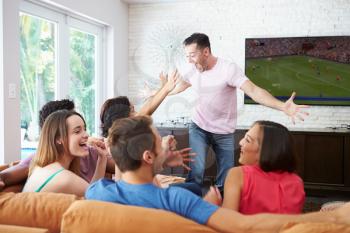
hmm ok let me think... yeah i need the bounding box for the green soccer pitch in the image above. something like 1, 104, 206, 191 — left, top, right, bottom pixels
245, 55, 350, 106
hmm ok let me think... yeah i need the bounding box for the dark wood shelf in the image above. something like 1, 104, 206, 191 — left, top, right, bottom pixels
157, 127, 350, 197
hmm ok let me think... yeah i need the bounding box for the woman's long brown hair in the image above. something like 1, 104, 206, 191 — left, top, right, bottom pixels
29, 110, 85, 176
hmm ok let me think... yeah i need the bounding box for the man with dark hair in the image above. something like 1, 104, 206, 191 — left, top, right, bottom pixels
96, 74, 201, 195
87, 116, 220, 224
39, 99, 75, 128
170, 32, 309, 190
97, 71, 195, 175
86, 116, 350, 233
108, 116, 157, 173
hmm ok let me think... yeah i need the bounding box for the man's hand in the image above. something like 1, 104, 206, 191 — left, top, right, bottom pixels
153, 174, 186, 188
241, 81, 309, 124
203, 186, 222, 206
165, 148, 195, 171
283, 92, 309, 124
161, 135, 195, 170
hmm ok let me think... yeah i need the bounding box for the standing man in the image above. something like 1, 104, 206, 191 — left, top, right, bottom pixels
171, 33, 308, 190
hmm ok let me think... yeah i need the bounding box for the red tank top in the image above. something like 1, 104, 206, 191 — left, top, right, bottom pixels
239, 165, 305, 214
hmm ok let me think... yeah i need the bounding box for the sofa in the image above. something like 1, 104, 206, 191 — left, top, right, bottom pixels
1, 192, 350, 233
0, 192, 220, 233
1, 163, 350, 233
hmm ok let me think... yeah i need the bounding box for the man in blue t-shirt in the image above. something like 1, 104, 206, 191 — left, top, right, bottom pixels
86, 116, 350, 233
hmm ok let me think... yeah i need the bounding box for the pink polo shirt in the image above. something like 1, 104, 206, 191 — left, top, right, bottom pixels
181, 58, 248, 134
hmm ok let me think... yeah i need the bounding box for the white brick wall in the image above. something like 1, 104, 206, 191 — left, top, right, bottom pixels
128, 0, 350, 129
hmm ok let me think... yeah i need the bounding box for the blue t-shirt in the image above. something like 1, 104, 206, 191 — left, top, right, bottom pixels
86, 179, 218, 225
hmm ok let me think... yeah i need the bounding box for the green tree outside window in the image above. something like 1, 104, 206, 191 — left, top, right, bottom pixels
19, 13, 55, 141
69, 29, 96, 134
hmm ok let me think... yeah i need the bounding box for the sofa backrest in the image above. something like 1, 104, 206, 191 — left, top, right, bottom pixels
0, 192, 217, 233
0, 192, 78, 233
2, 191, 350, 233
61, 200, 218, 233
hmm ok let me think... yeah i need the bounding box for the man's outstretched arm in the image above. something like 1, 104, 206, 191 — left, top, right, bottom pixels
241, 80, 309, 124
207, 203, 350, 233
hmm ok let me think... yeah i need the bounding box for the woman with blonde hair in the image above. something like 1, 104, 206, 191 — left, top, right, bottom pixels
23, 110, 108, 196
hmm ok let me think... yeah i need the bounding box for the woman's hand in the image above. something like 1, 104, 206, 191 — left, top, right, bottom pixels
88, 137, 109, 183
88, 137, 106, 149
162, 70, 179, 93
203, 186, 222, 206
162, 135, 177, 151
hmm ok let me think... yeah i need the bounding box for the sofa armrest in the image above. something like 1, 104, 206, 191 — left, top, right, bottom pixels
0, 164, 9, 172
0, 224, 49, 233
0, 192, 78, 233
0, 160, 20, 171
280, 222, 350, 233
0, 160, 25, 192
2, 183, 25, 192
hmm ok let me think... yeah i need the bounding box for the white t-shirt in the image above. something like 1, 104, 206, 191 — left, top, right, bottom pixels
180, 58, 248, 134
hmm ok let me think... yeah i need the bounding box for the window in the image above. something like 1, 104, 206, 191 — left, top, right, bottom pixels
19, 1, 105, 158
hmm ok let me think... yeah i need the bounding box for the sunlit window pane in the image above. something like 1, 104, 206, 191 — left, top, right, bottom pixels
69, 29, 96, 134
19, 13, 56, 156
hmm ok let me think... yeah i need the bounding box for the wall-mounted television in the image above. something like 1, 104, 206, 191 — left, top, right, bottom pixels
244, 36, 350, 106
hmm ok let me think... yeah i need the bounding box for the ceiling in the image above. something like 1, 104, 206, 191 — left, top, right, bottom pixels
122, 0, 184, 4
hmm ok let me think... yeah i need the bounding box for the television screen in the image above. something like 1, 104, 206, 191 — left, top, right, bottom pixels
244, 36, 350, 106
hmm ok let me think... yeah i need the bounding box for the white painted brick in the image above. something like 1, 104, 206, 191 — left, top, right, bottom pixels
128, 0, 350, 128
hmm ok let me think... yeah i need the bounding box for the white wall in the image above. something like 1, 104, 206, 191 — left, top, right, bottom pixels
128, 0, 350, 129
0, 0, 4, 164
1, 0, 128, 163
2, 0, 21, 164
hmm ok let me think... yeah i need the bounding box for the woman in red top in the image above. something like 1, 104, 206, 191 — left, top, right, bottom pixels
223, 121, 305, 214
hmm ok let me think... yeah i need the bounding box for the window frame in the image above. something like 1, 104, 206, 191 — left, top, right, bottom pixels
19, 0, 106, 138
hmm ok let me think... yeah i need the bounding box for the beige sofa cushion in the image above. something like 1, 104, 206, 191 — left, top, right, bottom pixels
0, 224, 49, 233
0, 192, 78, 233
281, 222, 350, 233
61, 200, 218, 233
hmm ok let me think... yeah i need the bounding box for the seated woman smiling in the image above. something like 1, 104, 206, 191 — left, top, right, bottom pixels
223, 120, 305, 214
23, 110, 108, 196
